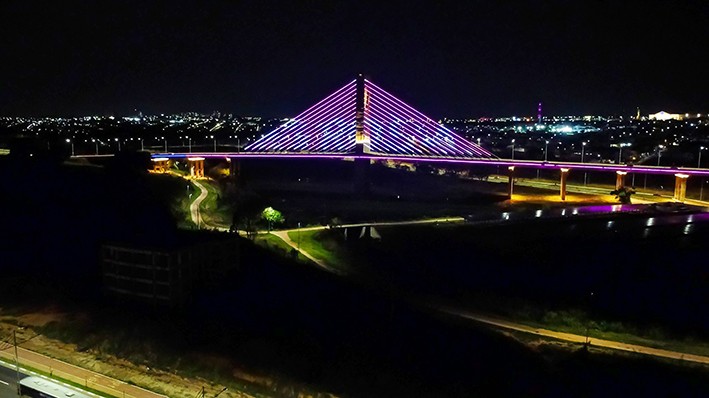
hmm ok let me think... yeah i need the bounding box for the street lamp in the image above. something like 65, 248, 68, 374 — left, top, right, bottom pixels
188, 137, 192, 153
91, 139, 98, 155
211, 135, 216, 152
162, 136, 167, 152
544, 140, 549, 161
140, 138, 144, 151
581, 142, 587, 186
511, 139, 515, 160
617, 143, 630, 164
65, 138, 74, 156
115, 138, 121, 152
699, 146, 705, 168
657, 145, 665, 166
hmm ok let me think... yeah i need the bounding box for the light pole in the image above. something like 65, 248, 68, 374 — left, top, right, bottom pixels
163, 137, 167, 152
65, 138, 74, 156
188, 137, 192, 153
701, 179, 706, 201
237, 137, 240, 152
698, 146, 705, 168
618, 146, 622, 164
92, 139, 98, 155
657, 145, 664, 166
511, 139, 515, 160
115, 138, 121, 152
582, 141, 587, 186
211, 135, 216, 152
14, 330, 20, 395
140, 138, 144, 151
544, 140, 549, 161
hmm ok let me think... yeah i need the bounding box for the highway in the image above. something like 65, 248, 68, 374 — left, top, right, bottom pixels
0, 362, 26, 398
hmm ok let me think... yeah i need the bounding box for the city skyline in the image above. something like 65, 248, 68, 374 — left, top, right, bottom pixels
2, 1, 707, 118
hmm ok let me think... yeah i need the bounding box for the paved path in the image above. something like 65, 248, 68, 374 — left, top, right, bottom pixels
0, 347, 166, 398
268, 217, 464, 274
190, 179, 209, 228
440, 308, 709, 365
269, 231, 336, 273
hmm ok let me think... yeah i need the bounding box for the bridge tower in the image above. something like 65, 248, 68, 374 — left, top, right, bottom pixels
354, 74, 370, 154
354, 74, 371, 193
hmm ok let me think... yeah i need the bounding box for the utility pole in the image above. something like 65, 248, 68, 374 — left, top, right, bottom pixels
14, 330, 20, 395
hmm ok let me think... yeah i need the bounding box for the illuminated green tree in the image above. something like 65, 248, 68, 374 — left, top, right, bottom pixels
262, 207, 284, 230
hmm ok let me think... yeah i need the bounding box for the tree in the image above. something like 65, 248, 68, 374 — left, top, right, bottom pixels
262, 207, 284, 230
610, 186, 636, 204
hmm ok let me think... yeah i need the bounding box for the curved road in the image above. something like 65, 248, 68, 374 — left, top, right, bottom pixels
190, 180, 209, 228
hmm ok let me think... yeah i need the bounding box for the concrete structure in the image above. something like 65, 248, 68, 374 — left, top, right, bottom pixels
615, 171, 627, 190
187, 156, 205, 178
507, 166, 515, 198
560, 168, 570, 201
151, 157, 169, 173
674, 173, 688, 202
101, 230, 238, 306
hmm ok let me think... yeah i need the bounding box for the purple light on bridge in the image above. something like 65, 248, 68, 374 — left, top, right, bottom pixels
245, 77, 496, 159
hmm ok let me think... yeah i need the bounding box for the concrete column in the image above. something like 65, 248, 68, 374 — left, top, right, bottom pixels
187, 157, 205, 178
507, 166, 515, 199
228, 158, 238, 177
560, 168, 570, 201
151, 157, 169, 173
674, 173, 689, 202
615, 171, 627, 190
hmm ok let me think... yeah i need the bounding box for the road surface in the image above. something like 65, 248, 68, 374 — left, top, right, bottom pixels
439, 308, 709, 365
0, 347, 166, 398
190, 179, 209, 228
0, 363, 26, 398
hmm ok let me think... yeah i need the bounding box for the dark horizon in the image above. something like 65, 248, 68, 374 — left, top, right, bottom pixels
2, 1, 707, 118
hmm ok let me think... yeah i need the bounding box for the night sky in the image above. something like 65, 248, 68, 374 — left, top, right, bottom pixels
2, 1, 707, 118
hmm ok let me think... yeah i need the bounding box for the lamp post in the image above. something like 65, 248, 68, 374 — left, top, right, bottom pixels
163, 137, 167, 152
115, 138, 121, 152
544, 140, 549, 161
511, 139, 515, 160
618, 145, 622, 164
92, 139, 98, 155
582, 141, 587, 185
65, 138, 74, 156
188, 137, 192, 153
698, 146, 705, 168
140, 138, 144, 151
657, 145, 664, 166
211, 135, 216, 152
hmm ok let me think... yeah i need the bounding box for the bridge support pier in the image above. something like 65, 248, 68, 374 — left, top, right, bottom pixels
151, 157, 169, 173
228, 158, 239, 178
560, 168, 570, 201
674, 173, 689, 202
507, 166, 515, 199
187, 157, 205, 178
615, 171, 627, 190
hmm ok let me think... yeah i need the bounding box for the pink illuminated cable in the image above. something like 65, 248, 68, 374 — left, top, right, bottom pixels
246, 80, 355, 150
269, 100, 355, 150
366, 101, 450, 155
250, 90, 355, 151
365, 80, 493, 157
249, 87, 355, 151
365, 86, 468, 156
